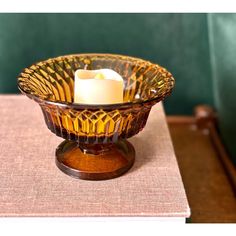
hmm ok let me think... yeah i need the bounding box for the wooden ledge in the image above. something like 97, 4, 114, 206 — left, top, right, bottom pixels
167, 105, 236, 223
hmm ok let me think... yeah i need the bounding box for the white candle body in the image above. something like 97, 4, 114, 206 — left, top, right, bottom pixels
74, 69, 124, 104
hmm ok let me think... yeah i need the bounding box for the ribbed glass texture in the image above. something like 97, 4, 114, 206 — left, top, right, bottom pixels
18, 54, 174, 143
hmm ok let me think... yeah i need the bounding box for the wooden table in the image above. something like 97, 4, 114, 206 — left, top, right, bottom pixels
0, 95, 190, 224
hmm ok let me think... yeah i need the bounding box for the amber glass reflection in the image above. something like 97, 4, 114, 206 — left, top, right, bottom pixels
18, 54, 174, 144
18, 54, 175, 180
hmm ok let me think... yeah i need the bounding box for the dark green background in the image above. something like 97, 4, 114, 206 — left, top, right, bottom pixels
0, 13, 235, 162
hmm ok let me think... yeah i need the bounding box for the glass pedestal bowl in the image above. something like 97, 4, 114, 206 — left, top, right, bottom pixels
18, 54, 174, 180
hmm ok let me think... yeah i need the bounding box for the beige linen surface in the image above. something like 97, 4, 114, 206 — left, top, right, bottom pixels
0, 95, 190, 217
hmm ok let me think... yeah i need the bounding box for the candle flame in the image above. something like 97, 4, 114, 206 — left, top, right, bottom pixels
94, 73, 105, 80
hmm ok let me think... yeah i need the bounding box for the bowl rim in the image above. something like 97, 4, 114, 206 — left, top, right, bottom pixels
18, 53, 175, 110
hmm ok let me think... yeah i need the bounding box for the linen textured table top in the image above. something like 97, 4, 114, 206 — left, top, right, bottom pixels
0, 95, 190, 217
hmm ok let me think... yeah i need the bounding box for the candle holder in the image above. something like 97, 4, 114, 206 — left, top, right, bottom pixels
18, 54, 174, 180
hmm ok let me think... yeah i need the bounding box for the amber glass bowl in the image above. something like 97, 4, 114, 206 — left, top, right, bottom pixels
18, 54, 174, 180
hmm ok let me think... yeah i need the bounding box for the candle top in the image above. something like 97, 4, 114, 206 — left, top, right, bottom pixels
75, 69, 123, 82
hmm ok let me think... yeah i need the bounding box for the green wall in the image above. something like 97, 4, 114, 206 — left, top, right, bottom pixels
0, 13, 213, 114
208, 14, 236, 162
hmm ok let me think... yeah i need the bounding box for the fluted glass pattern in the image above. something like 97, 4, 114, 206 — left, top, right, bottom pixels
18, 54, 174, 143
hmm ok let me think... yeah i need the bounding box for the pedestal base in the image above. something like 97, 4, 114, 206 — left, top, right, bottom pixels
55, 139, 135, 180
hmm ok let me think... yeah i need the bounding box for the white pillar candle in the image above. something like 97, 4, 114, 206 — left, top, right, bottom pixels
74, 69, 124, 104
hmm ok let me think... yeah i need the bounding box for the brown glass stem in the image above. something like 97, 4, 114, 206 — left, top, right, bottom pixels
55, 139, 135, 180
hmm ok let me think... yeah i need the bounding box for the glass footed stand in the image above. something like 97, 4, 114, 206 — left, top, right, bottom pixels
18, 53, 174, 180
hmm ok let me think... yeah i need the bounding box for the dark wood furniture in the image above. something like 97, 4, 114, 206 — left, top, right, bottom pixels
168, 105, 236, 223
